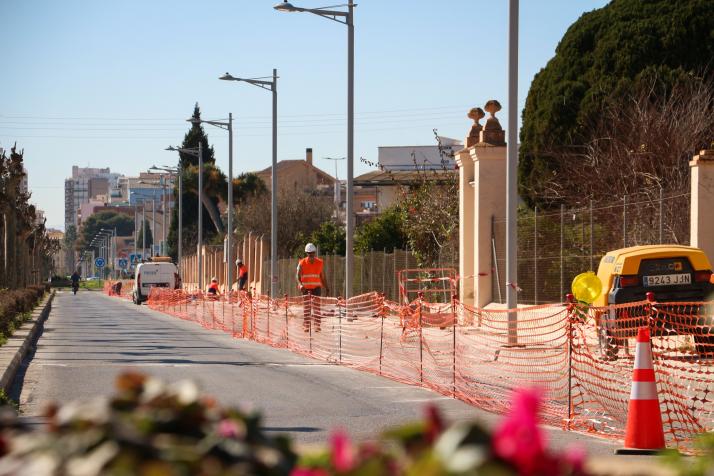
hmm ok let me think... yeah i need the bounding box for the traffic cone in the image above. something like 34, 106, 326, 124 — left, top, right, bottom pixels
616, 327, 666, 455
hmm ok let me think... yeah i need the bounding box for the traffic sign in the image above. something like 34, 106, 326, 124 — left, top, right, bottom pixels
95, 257, 106, 268
118, 258, 128, 269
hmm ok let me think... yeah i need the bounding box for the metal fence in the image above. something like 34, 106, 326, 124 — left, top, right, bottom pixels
492, 190, 691, 304
263, 189, 690, 305
263, 246, 458, 302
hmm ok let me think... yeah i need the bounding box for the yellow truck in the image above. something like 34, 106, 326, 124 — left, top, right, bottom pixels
594, 245, 714, 358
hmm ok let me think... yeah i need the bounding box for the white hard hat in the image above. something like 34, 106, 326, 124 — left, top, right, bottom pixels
305, 243, 317, 253
235, 258, 243, 264
211, 277, 218, 282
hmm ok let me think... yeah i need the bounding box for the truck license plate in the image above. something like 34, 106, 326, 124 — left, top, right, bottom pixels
643, 273, 691, 287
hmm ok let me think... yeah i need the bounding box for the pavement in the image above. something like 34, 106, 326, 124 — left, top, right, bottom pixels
14, 290, 630, 457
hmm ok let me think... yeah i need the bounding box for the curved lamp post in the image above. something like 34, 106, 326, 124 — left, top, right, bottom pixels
186, 116, 234, 291
274, 0, 355, 298
220, 70, 278, 298
166, 145, 203, 289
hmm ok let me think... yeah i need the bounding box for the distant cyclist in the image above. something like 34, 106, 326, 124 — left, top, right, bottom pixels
70, 270, 80, 295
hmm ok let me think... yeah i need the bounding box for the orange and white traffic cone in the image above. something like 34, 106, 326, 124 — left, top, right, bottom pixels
616, 327, 666, 455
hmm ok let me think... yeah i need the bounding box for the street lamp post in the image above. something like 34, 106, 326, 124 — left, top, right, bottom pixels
274, 0, 355, 298
187, 116, 233, 291
152, 164, 182, 266
166, 144, 203, 289
139, 175, 170, 256
101, 228, 116, 278
506, 0, 519, 344
220, 70, 278, 298
321, 157, 346, 222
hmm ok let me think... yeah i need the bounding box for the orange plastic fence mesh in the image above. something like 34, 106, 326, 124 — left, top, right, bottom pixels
115, 288, 713, 452
103, 280, 133, 299
569, 300, 714, 450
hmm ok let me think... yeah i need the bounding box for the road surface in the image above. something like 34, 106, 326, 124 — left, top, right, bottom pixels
14, 290, 619, 455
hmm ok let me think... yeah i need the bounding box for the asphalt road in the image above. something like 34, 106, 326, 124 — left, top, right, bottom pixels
14, 290, 620, 455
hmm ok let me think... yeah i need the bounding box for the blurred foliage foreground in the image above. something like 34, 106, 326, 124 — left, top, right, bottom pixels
0, 372, 709, 475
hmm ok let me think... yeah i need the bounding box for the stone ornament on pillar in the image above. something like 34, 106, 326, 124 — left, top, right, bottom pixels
466, 107, 485, 147
480, 100, 506, 146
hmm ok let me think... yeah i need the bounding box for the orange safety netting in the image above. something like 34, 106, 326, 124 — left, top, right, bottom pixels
569, 299, 714, 451
103, 280, 133, 299
104, 284, 713, 452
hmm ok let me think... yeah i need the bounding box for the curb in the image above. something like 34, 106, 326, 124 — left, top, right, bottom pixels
0, 290, 55, 392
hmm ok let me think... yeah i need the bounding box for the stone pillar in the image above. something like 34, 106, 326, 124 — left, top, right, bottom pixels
457, 102, 507, 308
690, 148, 714, 262
456, 148, 475, 305
472, 145, 507, 307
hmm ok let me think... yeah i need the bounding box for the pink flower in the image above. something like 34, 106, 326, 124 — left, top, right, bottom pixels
217, 419, 240, 438
330, 430, 356, 472
492, 387, 546, 475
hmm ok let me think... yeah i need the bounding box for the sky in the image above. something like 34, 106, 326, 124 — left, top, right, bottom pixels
0, 0, 609, 231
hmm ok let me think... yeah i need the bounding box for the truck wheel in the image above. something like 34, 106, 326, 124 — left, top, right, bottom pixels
598, 325, 620, 360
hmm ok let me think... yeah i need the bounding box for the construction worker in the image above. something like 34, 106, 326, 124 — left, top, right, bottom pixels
207, 277, 220, 299
296, 243, 329, 332
236, 258, 248, 291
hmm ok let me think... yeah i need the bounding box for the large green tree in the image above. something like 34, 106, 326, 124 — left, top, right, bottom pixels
166, 103, 223, 259
519, 0, 714, 207
355, 206, 408, 253
136, 219, 154, 248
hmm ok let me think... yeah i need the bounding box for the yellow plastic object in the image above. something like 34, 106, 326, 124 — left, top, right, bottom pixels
571, 271, 602, 304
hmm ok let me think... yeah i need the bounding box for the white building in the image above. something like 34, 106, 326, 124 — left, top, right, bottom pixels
377, 137, 461, 171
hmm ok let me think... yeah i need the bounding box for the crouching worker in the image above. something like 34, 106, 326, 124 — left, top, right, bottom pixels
207, 277, 221, 300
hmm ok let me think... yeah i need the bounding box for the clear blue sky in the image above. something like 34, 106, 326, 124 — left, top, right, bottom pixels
0, 0, 608, 230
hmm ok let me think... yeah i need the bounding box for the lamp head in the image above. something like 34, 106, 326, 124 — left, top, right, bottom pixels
220, 72, 237, 81
165, 146, 177, 151
274, 1, 298, 12
186, 117, 201, 124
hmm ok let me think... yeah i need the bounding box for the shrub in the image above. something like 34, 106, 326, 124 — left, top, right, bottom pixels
0, 286, 46, 338
0, 374, 592, 476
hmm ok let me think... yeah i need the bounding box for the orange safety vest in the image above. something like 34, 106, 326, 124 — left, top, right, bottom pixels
298, 257, 323, 289
238, 264, 248, 279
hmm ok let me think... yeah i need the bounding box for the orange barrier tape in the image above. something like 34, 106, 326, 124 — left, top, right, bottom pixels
104, 280, 133, 299
103, 287, 713, 453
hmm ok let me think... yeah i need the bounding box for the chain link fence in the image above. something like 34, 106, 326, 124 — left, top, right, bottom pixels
264, 246, 458, 302
263, 189, 690, 305
492, 190, 691, 304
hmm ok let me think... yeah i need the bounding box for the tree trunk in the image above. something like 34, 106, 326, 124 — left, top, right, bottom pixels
201, 193, 226, 235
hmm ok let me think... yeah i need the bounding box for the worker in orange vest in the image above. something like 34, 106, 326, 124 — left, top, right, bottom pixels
207, 277, 221, 300
296, 243, 329, 332
236, 258, 248, 291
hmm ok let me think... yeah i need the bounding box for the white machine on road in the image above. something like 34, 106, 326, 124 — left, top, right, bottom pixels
132, 257, 180, 304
